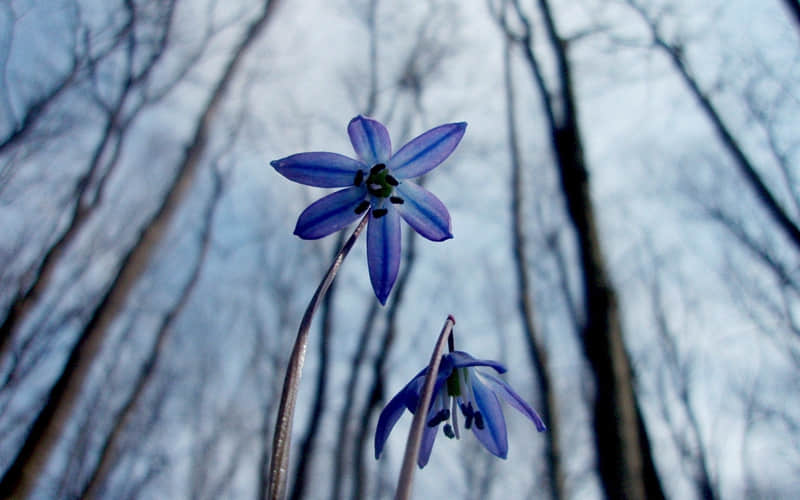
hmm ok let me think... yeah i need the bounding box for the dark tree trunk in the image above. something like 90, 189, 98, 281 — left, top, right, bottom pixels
552, 121, 656, 499
782, 0, 800, 30
496, 1, 667, 498
504, 34, 564, 500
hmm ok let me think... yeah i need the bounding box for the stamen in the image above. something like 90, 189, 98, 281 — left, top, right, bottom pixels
372, 208, 388, 218
354, 170, 364, 186
390, 196, 404, 204
475, 411, 485, 430
354, 201, 370, 214
443, 424, 455, 439
370, 163, 386, 174
451, 397, 460, 439
386, 175, 399, 186
461, 402, 474, 430
427, 409, 450, 427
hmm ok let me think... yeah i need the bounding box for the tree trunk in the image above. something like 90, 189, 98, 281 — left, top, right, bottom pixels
0, 2, 280, 496
504, 34, 564, 500
79, 168, 224, 499
498, 0, 666, 497
782, 0, 800, 30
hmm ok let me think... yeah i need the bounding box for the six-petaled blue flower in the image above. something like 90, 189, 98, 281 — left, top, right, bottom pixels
375, 350, 547, 468
271, 115, 466, 304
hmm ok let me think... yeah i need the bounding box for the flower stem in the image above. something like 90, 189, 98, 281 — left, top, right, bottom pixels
267, 214, 369, 500
393, 314, 456, 500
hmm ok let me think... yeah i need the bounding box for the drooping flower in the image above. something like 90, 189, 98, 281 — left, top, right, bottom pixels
271, 116, 466, 304
374, 350, 546, 468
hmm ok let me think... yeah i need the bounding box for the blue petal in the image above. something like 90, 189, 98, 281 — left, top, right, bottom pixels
402, 372, 427, 413
448, 351, 507, 374
294, 187, 366, 239
418, 425, 438, 468
348, 115, 391, 166
366, 207, 401, 304
375, 385, 413, 459
418, 393, 445, 468
401, 360, 453, 414
483, 373, 547, 432
425, 365, 455, 410
393, 182, 453, 241
387, 122, 467, 179
470, 374, 508, 458
271, 152, 365, 187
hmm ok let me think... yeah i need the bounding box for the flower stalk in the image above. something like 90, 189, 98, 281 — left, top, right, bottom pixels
394, 315, 456, 500
267, 214, 369, 500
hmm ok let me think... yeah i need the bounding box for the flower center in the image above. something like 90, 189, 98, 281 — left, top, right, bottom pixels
353, 164, 405, 218
364, 163, 398, 198
434, 368, 486, 439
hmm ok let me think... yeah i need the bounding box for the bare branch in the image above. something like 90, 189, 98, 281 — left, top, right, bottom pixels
0, 2, 282, 495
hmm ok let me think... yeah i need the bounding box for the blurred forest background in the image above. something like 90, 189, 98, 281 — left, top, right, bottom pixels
1, 0, 798, 498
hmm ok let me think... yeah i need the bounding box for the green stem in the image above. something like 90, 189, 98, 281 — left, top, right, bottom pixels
267, 214, 369, 500
393, 315, 456, 500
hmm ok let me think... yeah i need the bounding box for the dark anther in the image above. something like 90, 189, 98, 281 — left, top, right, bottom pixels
370, 163, 386, 174
354, 201, 370, 214
354, 170, 364, 186
474, 412, 485, 430
443, 424, 455, 439
390, 196, 404, 204
427, 409, 449, 427
461, 402, 475, 429
386, 175, 399, 186
372, 208, 388, 218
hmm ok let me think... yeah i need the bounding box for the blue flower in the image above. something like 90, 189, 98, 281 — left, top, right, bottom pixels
271, 116, 466, 304
375, 350, 547, 468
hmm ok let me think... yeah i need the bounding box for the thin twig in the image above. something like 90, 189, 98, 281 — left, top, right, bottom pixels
267, 214, 369, 500
393, 315, 456, 500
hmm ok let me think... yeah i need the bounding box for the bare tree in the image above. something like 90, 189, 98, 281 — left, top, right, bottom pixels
648, 263, 718, 500
0, 1, 282, 496
0, 0, 84, 156
626, 0, 800, 254
502, 27, 564, 500
493, 0, 665, 497
78, 160, 227, 499
0, 0, 177, 357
